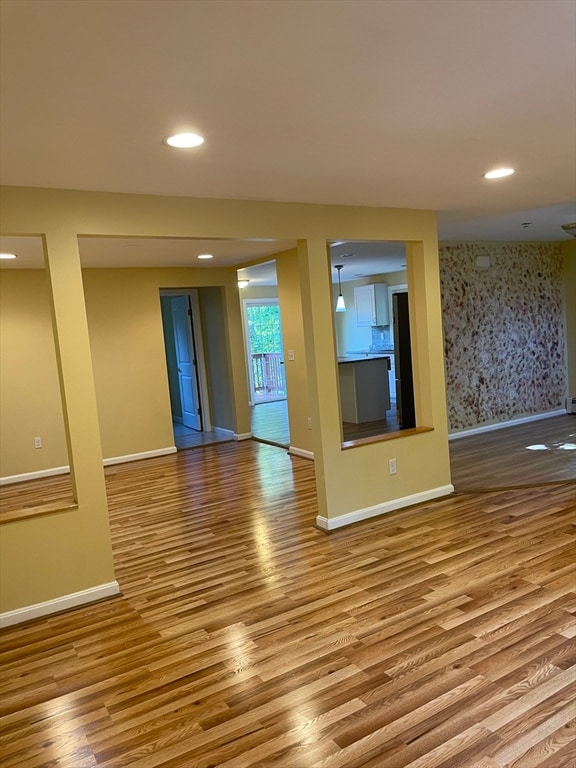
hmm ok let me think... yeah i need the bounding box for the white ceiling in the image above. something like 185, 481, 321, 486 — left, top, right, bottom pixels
1, 0, 575, 282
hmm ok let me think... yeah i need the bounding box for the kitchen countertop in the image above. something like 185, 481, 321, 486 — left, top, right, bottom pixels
346, 349, 394, 355
337, 355, 391, 364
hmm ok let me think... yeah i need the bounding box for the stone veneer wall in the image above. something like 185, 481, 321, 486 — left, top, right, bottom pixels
439, 242, 566, 432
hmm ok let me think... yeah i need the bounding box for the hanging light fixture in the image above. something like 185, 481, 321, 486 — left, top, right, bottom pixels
334, 265, 346, 312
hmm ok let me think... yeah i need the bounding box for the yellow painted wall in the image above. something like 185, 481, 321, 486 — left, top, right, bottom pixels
1, 184, 452, 616
241, 285, 278, 301
0, 267, 247, 476
1, 229, 116, 615
84, 269, 174, 458
299, 236, 450, 523
0, 270, 69, 477
276, 249, 312, 454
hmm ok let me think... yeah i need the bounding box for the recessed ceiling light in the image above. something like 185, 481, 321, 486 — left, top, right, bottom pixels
197, 253, 213, 260
483, 167, 515, 179
164, 132, 205, 148
0, 252, 17, 260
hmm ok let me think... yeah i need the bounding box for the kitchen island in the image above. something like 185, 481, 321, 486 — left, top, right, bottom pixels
337, 356, 391, 423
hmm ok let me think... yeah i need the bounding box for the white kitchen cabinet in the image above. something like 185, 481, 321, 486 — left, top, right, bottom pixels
354, 283, 389, 326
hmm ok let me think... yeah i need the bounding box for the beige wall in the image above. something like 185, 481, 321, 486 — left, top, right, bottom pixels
0, 267, 244, 477
1, 229, 116, 615
84, 269, 175, 458
1, 184, 450, 615
241, 284, 279, 301
276, 249, 312, 454
0, 270, 69, 477
84, 269, 245, 455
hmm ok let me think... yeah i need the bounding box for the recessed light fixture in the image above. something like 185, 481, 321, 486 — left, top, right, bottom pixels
483, 167, 515, 179
197, 253, 213, 260
0, 252, 17, 260
164, 132, 205, 148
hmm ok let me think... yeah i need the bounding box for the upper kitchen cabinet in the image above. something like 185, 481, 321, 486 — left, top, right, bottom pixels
354, 283, 389, 326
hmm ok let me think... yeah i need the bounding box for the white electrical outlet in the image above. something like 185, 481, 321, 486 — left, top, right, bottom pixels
388, 458, 397, 475
307, 418, 312, 430
34, 436, 42, 449
288, 350, 295, 361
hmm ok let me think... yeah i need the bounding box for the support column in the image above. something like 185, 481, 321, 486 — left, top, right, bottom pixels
0, 230, 117, 620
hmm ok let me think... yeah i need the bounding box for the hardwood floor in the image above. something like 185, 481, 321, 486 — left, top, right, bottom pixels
250, 399, 291, 448
249, 398, 402, 448
342, 400, 401, 442
1, 437, 575, 767
173, 422, 234, 451
449, 415, 576, 491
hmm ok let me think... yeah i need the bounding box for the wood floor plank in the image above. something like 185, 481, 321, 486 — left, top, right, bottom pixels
1, 431, 575, 767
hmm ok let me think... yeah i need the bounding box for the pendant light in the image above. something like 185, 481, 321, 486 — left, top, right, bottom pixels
334, 265, 346, 312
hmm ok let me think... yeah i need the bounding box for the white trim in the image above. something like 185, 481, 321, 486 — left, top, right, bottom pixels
0, 581, 121, 628
235, 432, 253, 441
448, 410, 566, 440
210, 427, 234, 439
316, 485, 454, 531
103, 446, 177, 466
288, 446, 314, 460
1, 447, 177, 484
0, 465, 70, 486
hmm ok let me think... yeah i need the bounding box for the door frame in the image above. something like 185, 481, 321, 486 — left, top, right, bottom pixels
160, 289, 212, 432
241, 297, 287, 406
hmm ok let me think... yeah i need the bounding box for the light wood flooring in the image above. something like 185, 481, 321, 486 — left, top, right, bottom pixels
1, 430, 575, 767
449, 415, 576, 491
173, 422, 234, 451
172, 401, 291, 451
250, 400, 291, 448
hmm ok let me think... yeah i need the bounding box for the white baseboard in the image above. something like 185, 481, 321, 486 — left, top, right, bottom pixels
235, 432, 253, 441
0, 465, 71, 486
316, 484, 455, 531
288, 446, 314, 460
448, 409, 566, 440
0, 447, 178, 485
0, 581, 121, 628
103, 446, 176, 466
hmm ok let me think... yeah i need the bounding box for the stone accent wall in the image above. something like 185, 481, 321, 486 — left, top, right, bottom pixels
439, 242, 566, 431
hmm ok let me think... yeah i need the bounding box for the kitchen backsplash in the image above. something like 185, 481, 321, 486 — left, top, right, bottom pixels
370, 327, 393, 350
439, 242, 566, 431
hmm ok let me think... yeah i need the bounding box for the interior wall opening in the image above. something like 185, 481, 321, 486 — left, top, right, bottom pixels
328, 240, 417, 445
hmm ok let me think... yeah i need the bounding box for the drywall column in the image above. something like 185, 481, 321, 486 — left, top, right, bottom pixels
0, 231, 117, 619
222, 277, 252, 438
297, 238, 341, 520
276, 248, 313, 456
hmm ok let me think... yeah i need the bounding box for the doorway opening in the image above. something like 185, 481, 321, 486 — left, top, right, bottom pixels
392, 290, 416, 430
160, 290, 214, 450
242, 297, 290, 447
243, 299, 287, 404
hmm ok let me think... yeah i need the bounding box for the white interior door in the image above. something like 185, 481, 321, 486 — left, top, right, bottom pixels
172, 295, 201, 430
